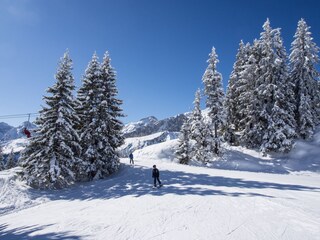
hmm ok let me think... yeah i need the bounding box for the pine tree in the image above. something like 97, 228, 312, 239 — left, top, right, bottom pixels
95, 52, 124, 176
225, 41, 249, 131
263, 27, 296, 153
225, 41, 251, 144
202, 47, 225, 155
77, 52, 124, 180
254, 19, 277, 152
189, 89, 212, 163
77, 53, 102, 180
239, 19, 296, 153
5, 150, 16, 169
0, 147, 5, 171
289, 19, 320, 139
238, 42, 261, 147
176, 117, 191, 165
20, 51, 82, 189
100, 51, 125, 151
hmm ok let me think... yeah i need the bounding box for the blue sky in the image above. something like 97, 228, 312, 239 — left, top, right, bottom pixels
0, 0, 320, 126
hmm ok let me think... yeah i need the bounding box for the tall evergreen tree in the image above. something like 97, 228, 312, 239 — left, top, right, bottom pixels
20, 51, 82, 189
239, 42, 261, 147
289, 19, 320, 139
263, 27, 296, 153
77, 53, 103, 180
77, 52, 123, 180
225, 41, 251, 144
225, 41, 249, 132
254, 19, 277, 152
239, 19, 296, 153
5, 150, 16, 169
202, 47, 225, 155
100, 52, 125, 151
176, 117, 191, 165
189, 89, 212, 163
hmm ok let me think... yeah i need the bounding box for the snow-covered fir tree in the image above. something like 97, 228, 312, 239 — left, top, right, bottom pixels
176, 117, 191, 165
289, 19, 320, 139
202, 47, 225, 155
255, 21, 296, 153
237, 19, 296, 153
189, 89, 212, 163
5, 150, 16, 169
264, 27, 296, 153
20, 51, 82, 189
100, 51, 125, 151
0, 147, 5, 171
77, 53, 103, 180
225, 40, 251, 143
239, 41, 262, 148
77, 52, 124, 180
254, 19, 278, 152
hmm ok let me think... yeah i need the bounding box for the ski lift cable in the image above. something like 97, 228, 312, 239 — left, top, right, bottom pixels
0, 113, 39, 120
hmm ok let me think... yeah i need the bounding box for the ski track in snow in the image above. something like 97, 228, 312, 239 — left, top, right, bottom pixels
0, 157, 320, 240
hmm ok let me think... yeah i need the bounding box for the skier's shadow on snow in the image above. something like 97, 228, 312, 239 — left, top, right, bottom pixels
44, 163, 320, 201
0, 223, 84, 240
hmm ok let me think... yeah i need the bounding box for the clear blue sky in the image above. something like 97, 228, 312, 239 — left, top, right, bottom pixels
1, 0, 319, 126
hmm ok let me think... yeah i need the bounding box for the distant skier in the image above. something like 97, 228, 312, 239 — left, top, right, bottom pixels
23, 128, 31, 138
152, 165, 162, 188
129, 153, 134, 165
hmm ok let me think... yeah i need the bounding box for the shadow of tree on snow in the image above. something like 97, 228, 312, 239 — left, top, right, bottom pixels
42, 163, 320, 201
0, 223, 84, 240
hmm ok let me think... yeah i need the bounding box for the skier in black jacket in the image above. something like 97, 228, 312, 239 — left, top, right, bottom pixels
152, 165, 162, 188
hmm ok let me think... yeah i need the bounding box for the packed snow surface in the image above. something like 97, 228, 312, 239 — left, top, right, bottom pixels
1, 155, 320, 239
1, 129, 320, 239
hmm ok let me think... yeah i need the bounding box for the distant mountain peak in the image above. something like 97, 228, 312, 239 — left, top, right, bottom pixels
138, 116, 158, 124
0, 121, 37, 143
122, 114, 187, 138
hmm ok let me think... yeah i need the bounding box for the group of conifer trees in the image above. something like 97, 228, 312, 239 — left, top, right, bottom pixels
20, 51, 124, 189
176, 19, 320, 164
0, 147, 16, 170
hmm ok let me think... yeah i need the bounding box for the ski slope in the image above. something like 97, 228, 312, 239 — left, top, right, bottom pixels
0, 154, 320, 239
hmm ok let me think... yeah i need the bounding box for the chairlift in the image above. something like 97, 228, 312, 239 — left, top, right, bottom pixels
23, 113, 32, 138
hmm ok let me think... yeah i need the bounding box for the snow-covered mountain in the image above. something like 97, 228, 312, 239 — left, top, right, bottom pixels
0, 114, 184, 157
0, 113, 186, 143
0, 122, 37, 142
0, 123, 14, 141
122, 114, 187, 138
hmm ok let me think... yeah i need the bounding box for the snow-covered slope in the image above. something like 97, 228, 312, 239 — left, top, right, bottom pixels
0, 154, 319, 239
1, 128, 320, 239
121, 126, 320, 174
0, 167, 48, 216
2, 138, 29, 155
119, 131, 179, 157
1, 121, 320, 239
134, 138, 179, 163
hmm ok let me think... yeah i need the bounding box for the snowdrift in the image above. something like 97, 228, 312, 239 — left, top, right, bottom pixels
1, 138, 29, 155
0, 167, 47, 216
118, 131, 179, 157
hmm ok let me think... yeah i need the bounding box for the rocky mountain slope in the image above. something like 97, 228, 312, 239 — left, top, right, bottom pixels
122, 114, 187, 138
